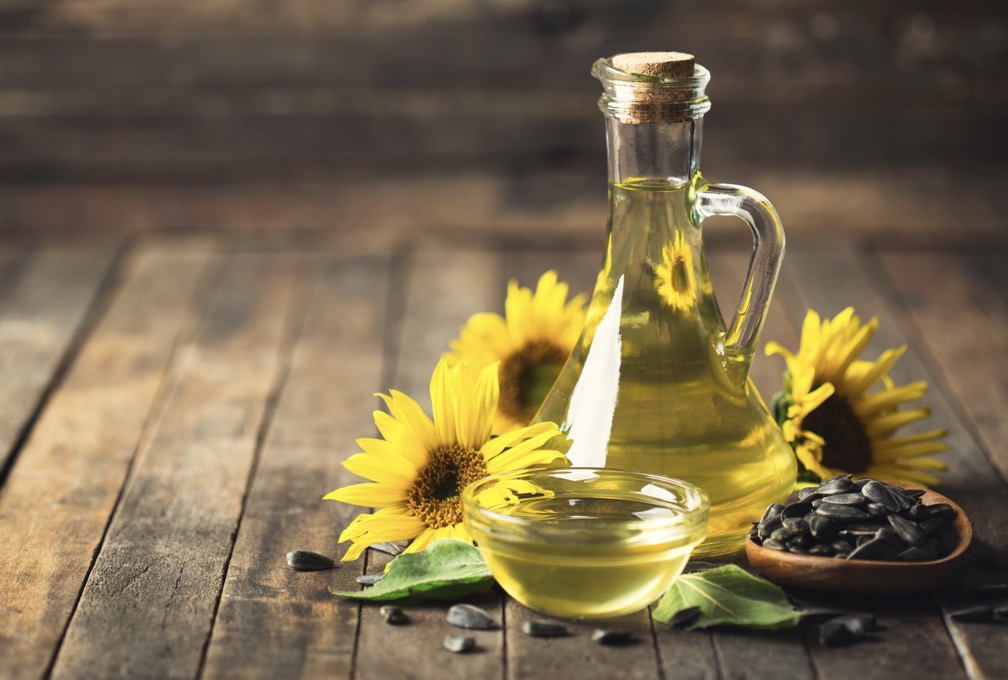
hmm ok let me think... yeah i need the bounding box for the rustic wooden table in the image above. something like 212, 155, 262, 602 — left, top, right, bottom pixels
0, 234, 1005, 679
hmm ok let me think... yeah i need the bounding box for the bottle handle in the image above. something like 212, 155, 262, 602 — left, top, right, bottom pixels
695, 182, 785, 367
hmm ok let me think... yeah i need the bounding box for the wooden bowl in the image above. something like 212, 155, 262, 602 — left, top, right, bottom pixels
745, 484, 973, 594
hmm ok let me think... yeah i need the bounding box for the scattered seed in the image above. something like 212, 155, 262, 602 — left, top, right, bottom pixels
669, 606, 703, 629
356, 573, 383, 586
949, 605, 994, 623
592, 629, 634, 645
380, 606, 409, 625
286, 550, 335, 572
443, 635, 475, 653
522, 620, 568, 637
818, 620, 858, 647
447, 604, 495, 630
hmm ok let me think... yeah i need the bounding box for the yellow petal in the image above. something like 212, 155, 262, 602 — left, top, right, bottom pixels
324, 482, 408, 508
854, 381, 928, 417
865, 406, 931, 438
342, 452, 415, 489
481, 421, 559, 459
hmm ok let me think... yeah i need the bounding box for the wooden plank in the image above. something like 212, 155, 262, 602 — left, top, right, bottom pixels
874, 250, 1008, 680
783, 248, 1008, 679
3, 8, 1003, 108
351, 246, 506, 680
0, 245, 119, 474
49, 250, 301, 679
200, 254, 391, 678
1, 105, 1001, 175
0, 240, 214, 680
876, 251, 1008, 485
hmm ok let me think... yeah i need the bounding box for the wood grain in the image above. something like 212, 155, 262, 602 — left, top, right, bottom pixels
0, 246, 118, 473
201, 254, 391, 678
351, 246, 506, 679
49, 250, 300, 680
783, 248, 1008, 680
0, 240, 214, 680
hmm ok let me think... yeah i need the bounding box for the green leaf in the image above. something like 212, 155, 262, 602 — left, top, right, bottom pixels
652, 565, 800, 630
330, 539, 494, 602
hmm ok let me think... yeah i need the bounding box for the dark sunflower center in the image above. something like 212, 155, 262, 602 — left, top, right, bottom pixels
802, 392, 873, 473
498, 341, 568, 425
406, 445, 488, 528
669, 256, 691, 293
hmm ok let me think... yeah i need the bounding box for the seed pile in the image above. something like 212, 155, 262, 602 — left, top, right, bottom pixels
748, 475, 957, 561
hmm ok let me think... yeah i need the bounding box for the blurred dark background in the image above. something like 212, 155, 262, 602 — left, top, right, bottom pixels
0, 1, 1005, 246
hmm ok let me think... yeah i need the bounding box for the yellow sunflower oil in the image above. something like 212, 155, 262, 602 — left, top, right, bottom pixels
462, 469, 708, 618
532, 53, 796, 557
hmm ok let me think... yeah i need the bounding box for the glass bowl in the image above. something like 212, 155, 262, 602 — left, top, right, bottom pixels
461, 467, 709, 618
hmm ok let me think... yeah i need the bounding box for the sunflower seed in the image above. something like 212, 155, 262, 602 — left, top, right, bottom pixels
380, 606, 409, 625
905, 502, 930, 521
816, 503, 869, 522
782, 502, 814, 519
670, 606, 703, 629
865, 502, 889, 517
443, 635, 475, 653
846, 535, 894, 560
808, 515, 840, 541
770, 527, 792, 542
888, 514, 925, 546
762, 538, 786, 551
782, 516, 809, 534
286, 550, 335, 572
820, 493, 867, 506
798, 487, 822, 501
757, 515, 784, 541
830, 539, 854, 554
522, 620, 568, 637
903, 487, 927, 499
926, 503, 956, 519
818, 620, 861, 647
808, 543, 834, 556
761, 503, 785, 523
888, 487, 916, 510
447, 604, 495, 630
861, 480, 901, 512
592, 629, 634, 645
949, 605, 994, 623
818, 477, 856, 496
357, 573, 384, 586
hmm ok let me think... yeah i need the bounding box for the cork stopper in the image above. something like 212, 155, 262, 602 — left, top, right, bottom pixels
610, 52, 695, 79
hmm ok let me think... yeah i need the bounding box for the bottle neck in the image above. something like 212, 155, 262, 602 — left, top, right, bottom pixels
605, 116, 704, 187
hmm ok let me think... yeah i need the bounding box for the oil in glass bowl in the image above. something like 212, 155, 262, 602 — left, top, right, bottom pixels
461, 467, 709, 618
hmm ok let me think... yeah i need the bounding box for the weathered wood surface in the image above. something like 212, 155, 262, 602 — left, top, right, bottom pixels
0, 235, 1006, 679
2, 1, 1007, 246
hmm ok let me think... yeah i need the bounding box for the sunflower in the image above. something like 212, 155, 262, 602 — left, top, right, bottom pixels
446, 270, 586, 434
766, 307, 947, 487
325, 358, 567, 561
653, 230, 698, 313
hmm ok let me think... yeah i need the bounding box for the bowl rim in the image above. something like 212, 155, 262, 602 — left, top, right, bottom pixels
461, 466, 710, 541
